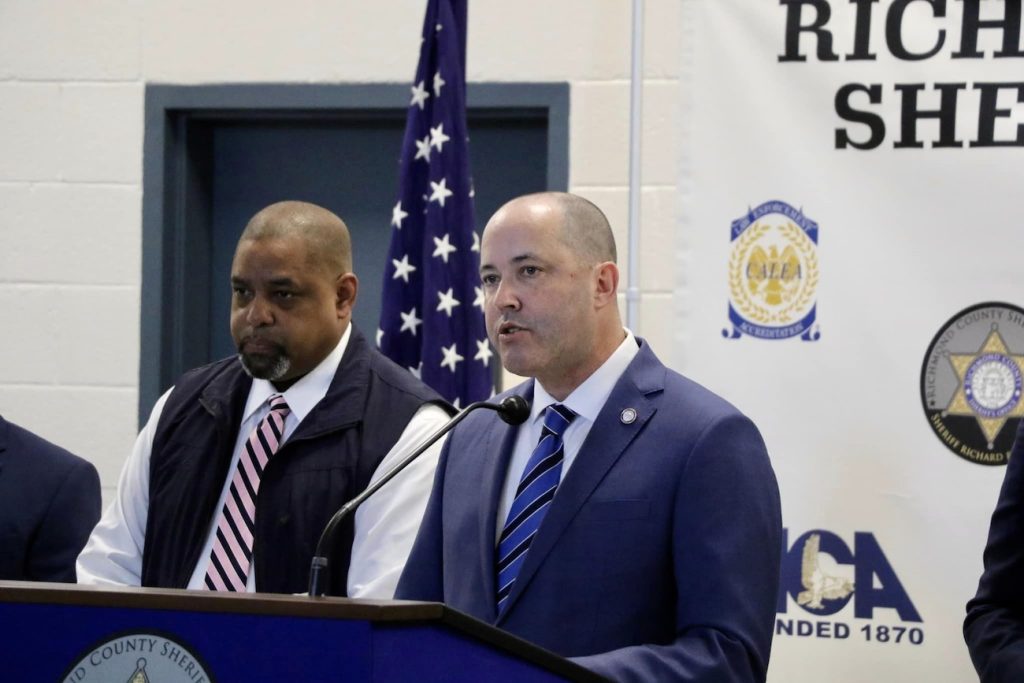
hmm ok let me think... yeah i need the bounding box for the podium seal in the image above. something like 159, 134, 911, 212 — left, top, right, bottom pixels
61, 631, 215, 683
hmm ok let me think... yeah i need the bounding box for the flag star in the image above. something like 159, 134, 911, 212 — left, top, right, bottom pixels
410, 81, 430, 110
429, 123, 450, 152
400, 307, 423, 335
436, 287, 461, 317
432, 233, 458, 264
490, 386, 497, 399
380, 7, 509, 411
452, 397, 462, 409
440, 342, 464, 373
414, 135, 432, 162
429, 178, 453, 207
474, 339, 493, 367
392, 254, 417, 283
391, 201, 409, 229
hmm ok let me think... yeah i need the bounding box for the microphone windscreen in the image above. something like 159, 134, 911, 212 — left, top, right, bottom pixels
497, 395, 530, 425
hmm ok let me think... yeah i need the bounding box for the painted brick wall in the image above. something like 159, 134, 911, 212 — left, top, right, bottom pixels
0, 1, 680, 501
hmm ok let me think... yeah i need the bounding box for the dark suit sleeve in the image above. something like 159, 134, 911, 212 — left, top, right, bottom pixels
965, 421, 1024, 683
28, 458, 101, 582
571, 414, 782, 683
394, 434, 451, 602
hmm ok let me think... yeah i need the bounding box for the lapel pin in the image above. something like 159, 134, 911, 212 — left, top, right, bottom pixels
620, 408, 637, 424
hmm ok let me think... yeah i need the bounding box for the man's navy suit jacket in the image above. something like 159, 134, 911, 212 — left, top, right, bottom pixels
396, 341, 782, 682
966, 420, 1024, 682
0, 415, 101, 582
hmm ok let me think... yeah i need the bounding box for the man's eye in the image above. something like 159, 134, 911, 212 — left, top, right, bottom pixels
274, 291, 295, 299
233, 287, 251, 298
481, 274, 499, 286
522, 266, 539, 276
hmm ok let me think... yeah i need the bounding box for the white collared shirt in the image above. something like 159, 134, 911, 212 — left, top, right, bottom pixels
77, 324, 449, 597
496, 330, 640, 535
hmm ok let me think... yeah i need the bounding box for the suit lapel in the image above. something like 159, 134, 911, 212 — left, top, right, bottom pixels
496, 343, 666, 622
477, 383, 534, 622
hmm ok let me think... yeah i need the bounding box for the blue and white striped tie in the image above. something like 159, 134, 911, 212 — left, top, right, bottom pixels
496, 403, 577, 615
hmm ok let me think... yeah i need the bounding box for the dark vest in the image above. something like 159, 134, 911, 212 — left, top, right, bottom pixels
140, 327, 449, 595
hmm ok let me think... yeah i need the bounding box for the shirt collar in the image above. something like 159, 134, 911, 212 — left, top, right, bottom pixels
242, 323, 352, 423
531, 329, 640, 426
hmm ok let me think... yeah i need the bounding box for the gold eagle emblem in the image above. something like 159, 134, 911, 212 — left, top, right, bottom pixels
796, 533, 855, 609
746, 244, 802, 306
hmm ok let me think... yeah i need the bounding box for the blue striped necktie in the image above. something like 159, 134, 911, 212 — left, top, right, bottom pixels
496, 403, 577, 614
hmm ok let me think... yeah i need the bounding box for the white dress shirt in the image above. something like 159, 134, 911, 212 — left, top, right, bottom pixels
77, 324, 449, 598
496, 330, 639, 536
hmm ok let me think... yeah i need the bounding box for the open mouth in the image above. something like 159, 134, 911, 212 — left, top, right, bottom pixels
497, 322, 528, 339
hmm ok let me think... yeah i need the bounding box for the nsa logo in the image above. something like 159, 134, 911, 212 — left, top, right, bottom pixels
777, 529, 923, 645
921, 302, 1024, 466
724, 200, 820, 341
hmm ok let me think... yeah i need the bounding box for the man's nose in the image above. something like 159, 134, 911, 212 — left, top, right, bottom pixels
246, 296, 274, 325
492, 280, 521, 311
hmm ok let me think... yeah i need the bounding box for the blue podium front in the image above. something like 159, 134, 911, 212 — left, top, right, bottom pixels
0, 582, 604, 682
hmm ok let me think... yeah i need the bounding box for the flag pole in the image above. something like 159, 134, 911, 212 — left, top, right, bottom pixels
626, 0, 645, 331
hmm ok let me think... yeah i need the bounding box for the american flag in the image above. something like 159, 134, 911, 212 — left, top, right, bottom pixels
378, 0, 493, 408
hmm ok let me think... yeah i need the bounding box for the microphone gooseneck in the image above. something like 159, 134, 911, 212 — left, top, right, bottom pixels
307, 395, 532, 597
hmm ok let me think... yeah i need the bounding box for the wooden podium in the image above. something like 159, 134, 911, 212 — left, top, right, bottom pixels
0, 581, 607, 682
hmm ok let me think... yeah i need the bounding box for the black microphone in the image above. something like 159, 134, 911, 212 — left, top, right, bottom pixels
307, 395, 530, 596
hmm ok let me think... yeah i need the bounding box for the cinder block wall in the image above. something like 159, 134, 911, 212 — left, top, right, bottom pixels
0, 1, 679, 502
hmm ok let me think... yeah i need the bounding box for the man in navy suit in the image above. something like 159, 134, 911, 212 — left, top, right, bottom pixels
396, 192, 782, 682
0, 415, 101, 582
965, 420, 1024, 682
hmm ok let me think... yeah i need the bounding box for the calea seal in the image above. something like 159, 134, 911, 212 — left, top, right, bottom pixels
723, 200, 820, 341
920, 302, 1024, 465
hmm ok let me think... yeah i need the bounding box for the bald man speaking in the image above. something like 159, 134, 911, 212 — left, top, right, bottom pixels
397, 193, 782, 682
78, 201, 451, 597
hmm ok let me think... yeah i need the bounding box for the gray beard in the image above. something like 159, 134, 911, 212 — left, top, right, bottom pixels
238, 352, 292, 382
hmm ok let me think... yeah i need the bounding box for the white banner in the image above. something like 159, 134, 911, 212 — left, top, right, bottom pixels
676, 2, 1024, 681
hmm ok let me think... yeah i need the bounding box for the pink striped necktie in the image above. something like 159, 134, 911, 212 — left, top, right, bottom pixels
204, 394, 290, 591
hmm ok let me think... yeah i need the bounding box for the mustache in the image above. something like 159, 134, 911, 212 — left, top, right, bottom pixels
237, 333, 285, 352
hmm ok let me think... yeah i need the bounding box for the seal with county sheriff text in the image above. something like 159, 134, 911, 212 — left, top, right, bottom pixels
60, 631, 215, 683
920, 302, 1024, 466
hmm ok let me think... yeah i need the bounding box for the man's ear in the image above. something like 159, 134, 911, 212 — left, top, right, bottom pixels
336, 273, 359, 319
593, 261, 619, 308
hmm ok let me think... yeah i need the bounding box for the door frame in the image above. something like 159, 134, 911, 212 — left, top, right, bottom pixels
139, 82, 570, 423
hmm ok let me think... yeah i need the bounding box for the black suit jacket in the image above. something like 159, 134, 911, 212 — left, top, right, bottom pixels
966, 420, 1024, 682
0, 415, 101, 582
